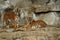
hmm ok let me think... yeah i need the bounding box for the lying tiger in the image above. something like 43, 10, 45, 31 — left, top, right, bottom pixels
23, 20, 47, 29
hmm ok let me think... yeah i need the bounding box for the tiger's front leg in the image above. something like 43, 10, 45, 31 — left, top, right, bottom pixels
13, 19, 17, 30
6, 20, 10, 29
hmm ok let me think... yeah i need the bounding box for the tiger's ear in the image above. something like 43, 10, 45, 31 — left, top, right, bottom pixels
14, 7, 20, 13
16, 7, 20, 12
13, 7, 17, 12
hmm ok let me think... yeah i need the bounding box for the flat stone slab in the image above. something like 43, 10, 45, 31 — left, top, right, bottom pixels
0, 27, 60, 40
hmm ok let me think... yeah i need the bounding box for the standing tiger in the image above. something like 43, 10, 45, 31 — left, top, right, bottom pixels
4, 7, 20, 30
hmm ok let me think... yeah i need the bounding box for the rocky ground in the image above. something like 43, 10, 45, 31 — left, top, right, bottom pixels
0, 26, 60, 40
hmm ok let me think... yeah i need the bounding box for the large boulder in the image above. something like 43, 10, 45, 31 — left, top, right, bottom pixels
38, 12, 60, 26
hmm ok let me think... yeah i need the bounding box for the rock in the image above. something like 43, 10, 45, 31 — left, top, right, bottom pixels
37, 12, 60, 26
0, 27, 60, 40
32, 5, 51, 12
31, 0, 49, 5
21, 36, 37, 40
16, 0, 32, 8
56, 0, 60, 5
0, 38, 7, 40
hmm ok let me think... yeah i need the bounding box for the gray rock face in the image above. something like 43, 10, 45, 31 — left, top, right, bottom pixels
0, 0, 60, 26
31, 0, 49, 5
56, 0, 60, 5
16, 0, 32, 8
0, 0, 60, 27
40, 12, 59, 26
